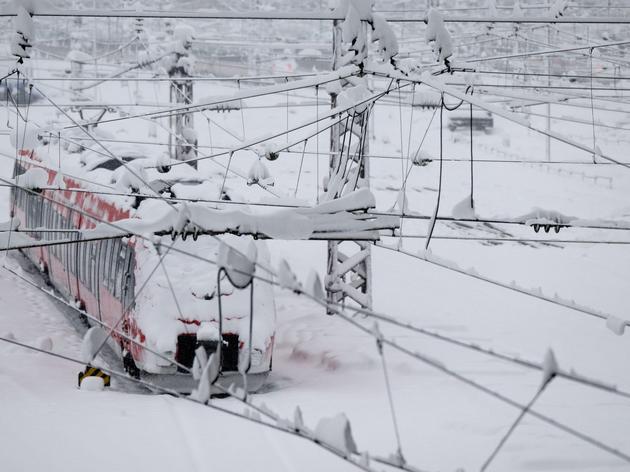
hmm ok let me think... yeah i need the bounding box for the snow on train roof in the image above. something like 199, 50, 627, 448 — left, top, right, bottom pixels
16, 129, 277, 357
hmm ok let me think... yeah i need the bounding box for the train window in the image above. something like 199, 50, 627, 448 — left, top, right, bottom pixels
43, 202, 54, 241
36, 197, 42, 229
82, 242, 89, 287
47, 206, 52, 245
65, 210, 73, 272
99, 239, 110, 291
89, 242, 98, 293
76, 240, 82, 283
59, 213, 66, 262
114, 243, 126, 300
123, 246, 135, 310
108, 239, 120, 294
23, 193, 30, 227
51, 211, 58, 256
82, 241, 89, 286
90, 241, 96, 292
61, 216, 68, 265
40, 202, 47, 241
83, 241, 89, 290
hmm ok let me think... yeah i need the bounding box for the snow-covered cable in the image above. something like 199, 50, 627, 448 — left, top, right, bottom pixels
62, 69, 361, 129
424, 98, 444, 250
375, 242, 629, 328
480, 375, 555, 471
0, 334, 402, 472
322, 308, 630, 464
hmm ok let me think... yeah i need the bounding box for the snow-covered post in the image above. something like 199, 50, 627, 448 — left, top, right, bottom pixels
11, 2, 35, 65
168, 24, 197, 167
325, 0, 373, 314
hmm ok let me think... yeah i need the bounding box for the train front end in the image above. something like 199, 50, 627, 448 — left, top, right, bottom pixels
128, 216, 276, 393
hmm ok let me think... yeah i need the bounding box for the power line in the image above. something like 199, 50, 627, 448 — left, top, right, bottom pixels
343, 303, 630, 400
327, 307, 630, 464
0, 335, 382, 472
4, 8, 630, 23
6, 175, 630, 453
374, 242, 628, 328
473, 69, 630, 81
381, 234, 630, 245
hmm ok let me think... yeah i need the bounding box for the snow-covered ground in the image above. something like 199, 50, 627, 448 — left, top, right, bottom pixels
1, 52, 629, 472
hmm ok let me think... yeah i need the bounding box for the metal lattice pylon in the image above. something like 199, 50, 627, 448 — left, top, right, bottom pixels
324, 19, 372, 313
168, 29, 197, 167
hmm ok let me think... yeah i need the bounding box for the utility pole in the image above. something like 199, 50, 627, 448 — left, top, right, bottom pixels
168, 26, 198, 167
324, 19, 372, 313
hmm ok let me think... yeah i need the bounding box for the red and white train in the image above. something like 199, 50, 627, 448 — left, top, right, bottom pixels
11, 136, 276, 392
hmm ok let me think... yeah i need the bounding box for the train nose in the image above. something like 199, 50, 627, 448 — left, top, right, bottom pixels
175, 332, 240, 373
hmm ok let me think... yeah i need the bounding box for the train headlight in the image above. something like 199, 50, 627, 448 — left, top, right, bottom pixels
249, 349, 264, 367
156, 351, 174, 367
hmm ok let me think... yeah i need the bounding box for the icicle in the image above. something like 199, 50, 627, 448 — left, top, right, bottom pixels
394, 189, 409, 213
593, 145, 603, 164
277, 259, 301, 292
541, 348, 558, 387
606, 316, 626, 336
294, 406, 304, 430
372, 321, 384, 353
304, 270, 324, 299
172, 202, 192, 235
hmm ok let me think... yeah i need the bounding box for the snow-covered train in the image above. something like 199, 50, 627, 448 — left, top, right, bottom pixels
10, 135, 276, 392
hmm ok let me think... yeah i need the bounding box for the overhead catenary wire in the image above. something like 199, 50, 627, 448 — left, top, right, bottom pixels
374, 242, 629, 328
6, 11, 630, 468
60, 68, 361, 129
160, 81, 410, 169
0, 335, 388, 472
0, 170, 628, 402
325, 304, 630, 465
366, 70, 630, 171
5, 169, 630, 466
480, 376, 555, 472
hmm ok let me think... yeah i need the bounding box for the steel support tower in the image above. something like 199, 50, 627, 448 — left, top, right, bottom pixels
324, 19, 372, 313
